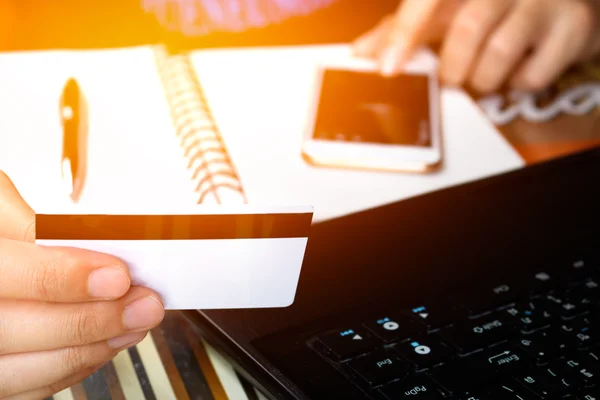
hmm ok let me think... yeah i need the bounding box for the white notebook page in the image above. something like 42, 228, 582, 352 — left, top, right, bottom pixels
0, 46, 196, 212
188, 44, 525, 223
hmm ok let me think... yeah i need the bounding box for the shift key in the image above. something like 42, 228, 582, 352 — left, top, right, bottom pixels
438, 313, 515, 355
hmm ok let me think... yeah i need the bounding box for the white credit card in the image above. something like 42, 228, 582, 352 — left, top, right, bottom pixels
35, 205, 313, 309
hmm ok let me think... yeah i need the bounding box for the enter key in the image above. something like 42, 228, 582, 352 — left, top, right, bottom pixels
483, 345, 530, 375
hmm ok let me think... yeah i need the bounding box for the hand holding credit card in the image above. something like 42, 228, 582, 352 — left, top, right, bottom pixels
36, 205, 313, 310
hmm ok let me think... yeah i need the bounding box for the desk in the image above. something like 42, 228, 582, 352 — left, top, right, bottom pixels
3, 11, 596, 395
475, 60, 600, 164
50, 69, 599, 399
48, 311, 257, 400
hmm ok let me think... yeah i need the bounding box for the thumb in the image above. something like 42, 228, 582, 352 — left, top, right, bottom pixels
0, 170, 36, 243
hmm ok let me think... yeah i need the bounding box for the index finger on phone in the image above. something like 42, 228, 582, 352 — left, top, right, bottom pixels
0, 238, 131, 302
0, 170, 36, 243
381, 0, 443, 75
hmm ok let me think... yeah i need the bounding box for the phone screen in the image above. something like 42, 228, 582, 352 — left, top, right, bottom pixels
311, 69, 432, 147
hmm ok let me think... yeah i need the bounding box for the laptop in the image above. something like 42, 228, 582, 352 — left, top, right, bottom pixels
182, 146, 600, 399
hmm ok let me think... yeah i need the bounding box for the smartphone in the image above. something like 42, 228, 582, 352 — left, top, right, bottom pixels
302, 50, 442, 173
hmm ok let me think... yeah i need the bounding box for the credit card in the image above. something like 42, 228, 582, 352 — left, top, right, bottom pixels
36, 205, 313, 309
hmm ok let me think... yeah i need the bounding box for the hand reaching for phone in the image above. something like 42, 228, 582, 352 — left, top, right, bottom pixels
0, 170, 165, 399
354, 0, 600, 93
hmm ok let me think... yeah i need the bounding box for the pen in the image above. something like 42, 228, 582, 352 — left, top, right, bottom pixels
60, 77, 88, 203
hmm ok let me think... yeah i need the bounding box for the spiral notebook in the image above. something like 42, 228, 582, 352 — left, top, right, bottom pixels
0, 44, 524, 222
152, 44, 525, 222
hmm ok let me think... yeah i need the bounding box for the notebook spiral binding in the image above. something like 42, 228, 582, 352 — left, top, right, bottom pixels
153, 45, 247, 205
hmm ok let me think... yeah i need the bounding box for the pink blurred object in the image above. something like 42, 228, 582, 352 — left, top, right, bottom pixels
142, 0, 339, 35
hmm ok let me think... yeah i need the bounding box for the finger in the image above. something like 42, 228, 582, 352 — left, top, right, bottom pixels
0, 333, 147, 398
439, 0, 515, 86
0, 238, 131, 302
0, 286, 164, 355
469, 0, 541, 93
353, 15, 394, 59
380, 0, 444, 75
511, 1, 597, 91
2, 364, 104, 400
0, 170, 35, 242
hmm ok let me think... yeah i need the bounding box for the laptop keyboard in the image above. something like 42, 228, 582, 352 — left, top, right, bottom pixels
307, 258, 599, 399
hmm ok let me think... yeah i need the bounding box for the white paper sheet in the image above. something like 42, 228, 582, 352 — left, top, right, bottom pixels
0, 46, 195, 212
189, 44, 526, 223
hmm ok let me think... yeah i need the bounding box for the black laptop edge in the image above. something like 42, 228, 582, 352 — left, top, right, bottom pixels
181, 146, 600, 399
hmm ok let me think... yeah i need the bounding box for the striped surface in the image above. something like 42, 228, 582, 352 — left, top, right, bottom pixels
47, 312, 266, 400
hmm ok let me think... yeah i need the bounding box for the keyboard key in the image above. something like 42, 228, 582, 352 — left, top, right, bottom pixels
430, 353, 496, 394
516, 336, 550, 364
380, 376, 447, 399
454, 279, 524, 316
488, 382, 537, 399
438, 313, 515, 355
541, 365, 578, 397
395, 337, 454, 370
346, 350, 411, 387
572, 328, 596, 349
482, 345, 529, 374
567, 290, 597, 314
363, 315, 421, 343
567, 257, 597, 281
537, 293, 567, 310
534, 292, 588, 320
525, 328, 575, 363
582, 347, 600, 367
456, 391, 488, 400
405, 304, 462, 331
559, 319, 598, 349
570, 278, 600, 300
527, 269, 564, 294
550, 357, 597, 387
513, 370, 562, 398
515, 331, 567, 364
317, 327, 376, 360
558, 299, 588, 320
502, 301, 553, 334
577, 388, 600, 399
582, 277, 600, 292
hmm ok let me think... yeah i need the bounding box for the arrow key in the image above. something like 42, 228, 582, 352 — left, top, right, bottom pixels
406, 304, 464, 331
317, 327, 376, 360
395, 337, 454, 370
363, 315, 421, 342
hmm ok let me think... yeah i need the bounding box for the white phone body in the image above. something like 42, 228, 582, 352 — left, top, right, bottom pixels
302, 48, 442, 173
